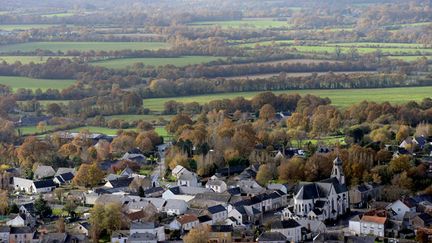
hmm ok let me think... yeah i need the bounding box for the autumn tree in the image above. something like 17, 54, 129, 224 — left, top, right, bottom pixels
0, 190, 8, 215
396, 125, 410, 142
388, 155, 412, 174
259, 104, 276, 121
16, 136, 55, 169
73, 163, 104, 187
278, 157, 305, 182
56, 217, 66, 233
183, 225, 210, 243
166, 113, 193, 134
256, 164, 272, 186
304, 153, 333, 181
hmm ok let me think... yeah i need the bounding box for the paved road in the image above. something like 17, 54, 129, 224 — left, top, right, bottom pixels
151, 143, 170, 182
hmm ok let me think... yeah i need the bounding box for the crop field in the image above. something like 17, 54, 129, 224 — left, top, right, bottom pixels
189, 19, 292, 29
0, 41, 169, 53
388, 56, 431, 61
223, 71, 376, 80
92, 56, 224, 69
325, 42, 427, 48
0, 24, 57, 31
0, 76, 75, 91
143, 86, 432, 112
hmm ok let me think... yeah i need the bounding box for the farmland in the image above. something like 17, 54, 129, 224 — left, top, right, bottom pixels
0, 24, 57, 31
143, 86, 432, 112
189, 19, 292, 29
0, 76, 75, 91
92, 56, 225, 69
0, 56, 72, 64
0, 41, 169, 53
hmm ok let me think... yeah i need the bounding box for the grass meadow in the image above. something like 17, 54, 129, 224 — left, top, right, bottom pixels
0, 76, 75, 91
92, 56, 224, 69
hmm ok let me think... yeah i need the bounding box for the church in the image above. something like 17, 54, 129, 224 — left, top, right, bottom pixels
284, 157, 349, 221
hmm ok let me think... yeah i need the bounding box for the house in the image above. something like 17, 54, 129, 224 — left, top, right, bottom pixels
270, 219, 302, 242
13, 177, 57, 194
6, 215, 26, 227
163, 199, 188, 216
257, 232, 287, 243
9, 226, 34, 243
349, 183, 381, 208
291, 157, 349, 221
228, 205, 262, 225
412, 213, 432, 228
104, 177, 134, 191
207, 205, 228, 224
111, 230, 129, 243
209, 225, 233, 243
32, 179, 57, 193
144, 187, 164, 198
53, 172, 74, 185
121, 152, 147, 164
386, 199, 416, 221
55, 167, 76, 177
128, 198, 165, 213
234, 179, 266, 196
177, 172, 199, 187
169, 214, 199, 232
162, 186, 209, 202
171, 165, 193, 179
206, 178, 227, 193
34, 165, 55, 179
130, 222, 165, 242
128, 233, 157, 243
0, 226, 10, 243
349, 210, 387, 237
400, 135, 427, 150
198, 215, 213, 226
74, 222, 90, 236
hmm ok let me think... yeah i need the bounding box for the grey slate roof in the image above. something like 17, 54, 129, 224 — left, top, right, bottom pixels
208, 205, 226, 214
258, 232, 287, 241
271, 219, 301, 229
33, 179, 57, 189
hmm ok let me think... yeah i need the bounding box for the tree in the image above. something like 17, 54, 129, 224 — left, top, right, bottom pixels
46, 103, 64, 116
183, 225, 210, 243
0, 190, 8, 215
102, 203, 123, 235
396, 125, 410, 142
304, 153, 333, 181
56, 217, 66, 233
278, 157, 305, 182
388, 155, 412, 174
64, 200, 78, 217
256, 164, 272, 186
166, 113, 193, 134
34, 195, 52, 218
73, 163, 104, 187
259, 104, 276, 121
16, 136, 55, 169
89, 204, 105, 243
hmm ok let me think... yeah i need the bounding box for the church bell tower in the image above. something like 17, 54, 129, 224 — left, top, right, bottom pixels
331, 156, 345, 185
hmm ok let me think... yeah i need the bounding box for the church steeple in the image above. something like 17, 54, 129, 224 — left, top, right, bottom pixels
331, 156, 345, 184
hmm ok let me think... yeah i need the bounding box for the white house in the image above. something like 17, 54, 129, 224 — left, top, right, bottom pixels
349, 211, 387, 237
34, 165, 55, 179
6, 215, 25, 227
177, 172, 199, 187
163, 199, 188, 216
386, 199, 416, 221
169, 214, 199, 232
270, 219, 302, 242
130, 222, 165, 242
207, 205, 228, 224
13, 177, 56, 194
206, 179, 227, 193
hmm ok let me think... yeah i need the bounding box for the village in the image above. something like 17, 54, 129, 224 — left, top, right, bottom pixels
0, 128, 430, 243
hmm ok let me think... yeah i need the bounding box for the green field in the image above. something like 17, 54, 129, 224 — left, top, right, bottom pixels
189, 19, 292, 29
105, 114, 173, 122
18, 125, 57, 135
388, 56, 432, 61
289, 45, 432, 55
143, 86, 432, 112
236, 40, 296, 48
0, 76, 75, 91
0, 24, 57, 31
325, 42, 427, 48
0, 56, 73, 64
0, 41, 169, 53
68, 126, 169, 138
92, 56, 224, 69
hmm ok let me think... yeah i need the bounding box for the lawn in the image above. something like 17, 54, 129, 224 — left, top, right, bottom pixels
189, 19, 292, 29
92, 56, 224, 69
325, 42, 427, 48
143, 86, 432, 112
0, 76, 75, 91
0, 41, 169, 53
236, 40, 295, 48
